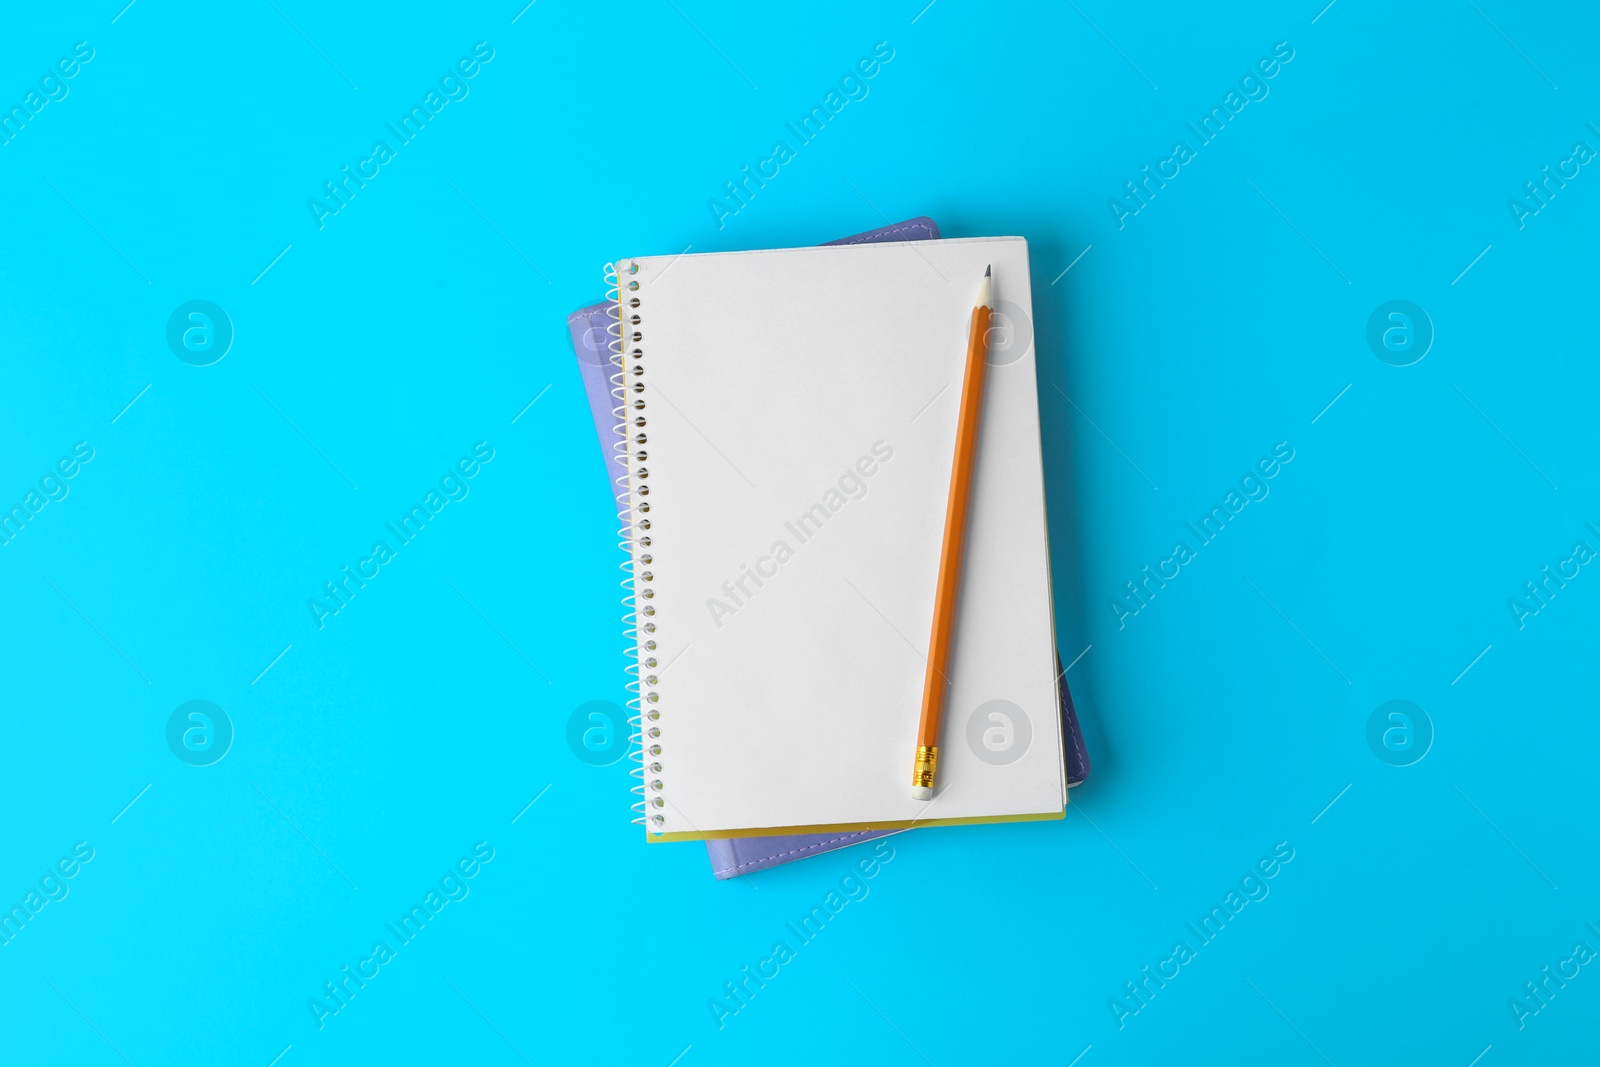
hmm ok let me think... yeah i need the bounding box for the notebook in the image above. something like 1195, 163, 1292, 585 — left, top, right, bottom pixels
611, 236, 1066, 840
567, 218, 1089, 876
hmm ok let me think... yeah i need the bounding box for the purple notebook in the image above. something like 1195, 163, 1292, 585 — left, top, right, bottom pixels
568, 218, 1089, 879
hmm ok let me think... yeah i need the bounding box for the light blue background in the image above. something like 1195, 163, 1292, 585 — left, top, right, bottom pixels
2, 1, 1595, 1064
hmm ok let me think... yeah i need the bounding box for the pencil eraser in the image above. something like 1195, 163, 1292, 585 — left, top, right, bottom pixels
911, 786, 933, 801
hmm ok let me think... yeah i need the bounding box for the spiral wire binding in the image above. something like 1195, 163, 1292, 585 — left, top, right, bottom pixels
606, 261, 664, 832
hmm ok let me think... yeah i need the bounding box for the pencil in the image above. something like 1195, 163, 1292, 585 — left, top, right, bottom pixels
912, 264, 994, 800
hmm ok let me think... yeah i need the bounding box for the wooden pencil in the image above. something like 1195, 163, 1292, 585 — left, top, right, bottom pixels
912, 264, 994, 800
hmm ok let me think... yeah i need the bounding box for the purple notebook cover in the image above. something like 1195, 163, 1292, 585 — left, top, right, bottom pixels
567, 218, 1089, 879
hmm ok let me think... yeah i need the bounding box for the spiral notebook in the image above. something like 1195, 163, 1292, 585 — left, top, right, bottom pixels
612, 236, 1066, 840
570, 218, 1089, 876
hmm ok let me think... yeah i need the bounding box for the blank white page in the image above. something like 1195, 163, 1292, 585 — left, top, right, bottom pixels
622, 237, 1063, 839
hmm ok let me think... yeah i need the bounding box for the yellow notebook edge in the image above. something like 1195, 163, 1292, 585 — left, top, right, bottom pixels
647, 804, 1066, 843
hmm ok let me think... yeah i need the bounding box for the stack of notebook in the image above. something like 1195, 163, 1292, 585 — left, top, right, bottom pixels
567, 219, 1088, 878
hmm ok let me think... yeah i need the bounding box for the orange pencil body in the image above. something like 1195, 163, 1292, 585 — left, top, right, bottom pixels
912, 269, 993, 799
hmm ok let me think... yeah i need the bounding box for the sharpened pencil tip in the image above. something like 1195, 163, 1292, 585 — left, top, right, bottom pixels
976, 265, 994, 309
